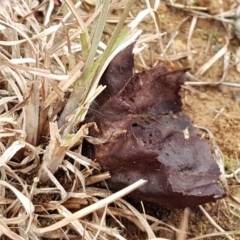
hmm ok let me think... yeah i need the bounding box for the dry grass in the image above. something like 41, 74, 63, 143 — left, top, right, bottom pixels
0, 0, 172, 239
0, 0, 240, 239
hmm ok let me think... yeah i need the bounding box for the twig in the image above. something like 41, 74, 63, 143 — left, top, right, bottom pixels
199, 205, 235, 240
166, 2, 208, 11
225, 167, 240, 178
195, 37, 229, 76
36, 179, 147, 234
161, 17, 190, 56
176, 208, 190, 240
188, 230, 240, 240
185, 81, 240, 88
171, 8, 234, 24
187, 16, 197, 68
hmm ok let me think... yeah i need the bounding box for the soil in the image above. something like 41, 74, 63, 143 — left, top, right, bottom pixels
123, 0, 240, 239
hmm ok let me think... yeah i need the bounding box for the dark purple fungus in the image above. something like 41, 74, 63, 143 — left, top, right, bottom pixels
84, 45, 226, 209
89, 43, 135, 113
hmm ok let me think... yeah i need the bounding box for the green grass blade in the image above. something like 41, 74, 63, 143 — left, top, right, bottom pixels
80, 31, 89, 61
58, 1, 110, 129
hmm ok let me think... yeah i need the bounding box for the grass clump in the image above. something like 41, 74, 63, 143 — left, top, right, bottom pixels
0, 0, 168, 239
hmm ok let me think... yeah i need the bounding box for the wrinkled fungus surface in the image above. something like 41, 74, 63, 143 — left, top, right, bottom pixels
85, 44, 226, 209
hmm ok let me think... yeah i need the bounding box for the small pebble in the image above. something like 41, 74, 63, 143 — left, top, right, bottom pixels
234, 92, 240, 101
213, 43, 222, 52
